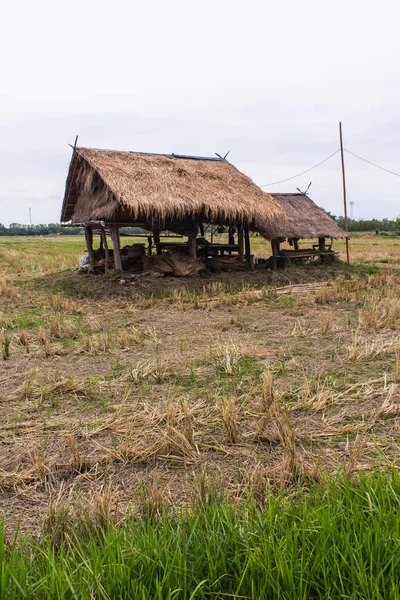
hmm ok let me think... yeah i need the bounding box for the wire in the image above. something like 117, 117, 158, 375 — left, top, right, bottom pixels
344, 149, 400, 178
260, 150, 340, 187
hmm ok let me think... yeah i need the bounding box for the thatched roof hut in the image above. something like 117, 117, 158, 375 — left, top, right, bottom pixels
256, 193, 348, 240
61, 147, 284, 227
61, 146, 286, 273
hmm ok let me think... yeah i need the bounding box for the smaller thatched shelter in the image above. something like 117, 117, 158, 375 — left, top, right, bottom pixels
255, 193, 348, 267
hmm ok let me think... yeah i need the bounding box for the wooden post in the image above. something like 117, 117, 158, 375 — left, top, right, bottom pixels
238, 224, 244, 262
244, 223, 252, 267
228, 225, 234, 254
188, 233, 197, 259
318, 237, 326, 252
110, 225, 123, 272
84, 226, 95, 270
271, 239, 281, 270
100, 226, 110, 271
293, 239, 299, 251
147, 235, 153, 256
228, 225, 235, 246
339, 122, 350, 264
153, 230, 162, 255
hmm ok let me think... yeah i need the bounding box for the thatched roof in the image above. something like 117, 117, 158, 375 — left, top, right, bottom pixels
256, 193, 348, 240
61, 148, 284, 225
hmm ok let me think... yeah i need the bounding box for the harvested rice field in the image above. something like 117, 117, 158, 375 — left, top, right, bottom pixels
1, 232, 400, 598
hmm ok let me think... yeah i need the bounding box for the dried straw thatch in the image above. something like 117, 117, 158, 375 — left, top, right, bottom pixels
255, 193, 348, 240
61, 148, 284, 226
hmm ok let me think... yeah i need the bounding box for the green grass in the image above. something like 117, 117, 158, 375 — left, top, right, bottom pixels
1, 472, 400, 599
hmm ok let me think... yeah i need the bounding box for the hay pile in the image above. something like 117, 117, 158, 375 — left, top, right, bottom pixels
143, 252, 203, 277
206, 256, 244, 272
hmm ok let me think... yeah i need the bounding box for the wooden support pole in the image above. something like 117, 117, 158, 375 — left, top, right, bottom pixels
153, 231, 162, 255
237, 224, 244, 262
147, 235, 153, 256
228, 225, 234, 255
85, 226, 95, 270
318, 237, 326, 252
339, 122, 350, 264
110, 225, 123, 272
244, 223, 252, 267
271, 239, 280, 270
100, 226, 110, 271
188, 233, 197, 259
293, 239, 299, 251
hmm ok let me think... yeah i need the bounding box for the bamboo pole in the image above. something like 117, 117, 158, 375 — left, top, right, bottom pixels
339, 122, 350, 264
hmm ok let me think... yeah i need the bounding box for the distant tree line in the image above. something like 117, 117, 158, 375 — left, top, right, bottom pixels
323, 213, 400, 233
0, 218, 399, 236
0, 223, 83, 236
0, 224, 162, 237
337, 217, 400, 232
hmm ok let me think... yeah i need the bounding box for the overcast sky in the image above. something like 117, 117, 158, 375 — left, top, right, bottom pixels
1, 0, 399, 225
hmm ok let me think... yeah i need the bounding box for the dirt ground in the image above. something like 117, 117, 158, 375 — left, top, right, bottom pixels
1, 239, 400, 536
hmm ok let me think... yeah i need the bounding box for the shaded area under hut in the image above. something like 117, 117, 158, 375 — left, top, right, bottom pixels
61, 147, 285, 275
255, 193, 349, 269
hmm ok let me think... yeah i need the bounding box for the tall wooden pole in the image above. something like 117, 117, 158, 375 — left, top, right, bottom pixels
339, 122, 350, 264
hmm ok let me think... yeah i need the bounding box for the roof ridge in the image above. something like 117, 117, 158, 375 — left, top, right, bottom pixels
77, 147, 226, 162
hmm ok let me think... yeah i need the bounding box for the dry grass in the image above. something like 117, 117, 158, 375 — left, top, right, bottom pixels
0, 278, 19, 299
116, 325, 145, 349
320, 311, 334, 335
216, 341, 242, 375
0, 234, 400, 534
222, 397, 239, 443
49, 313, 77, 339
348, 335, 399, 360
1, 330, 11, 360
76, 331, 114, 354
48, 293, 82, 314
255, 370, 275, 438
